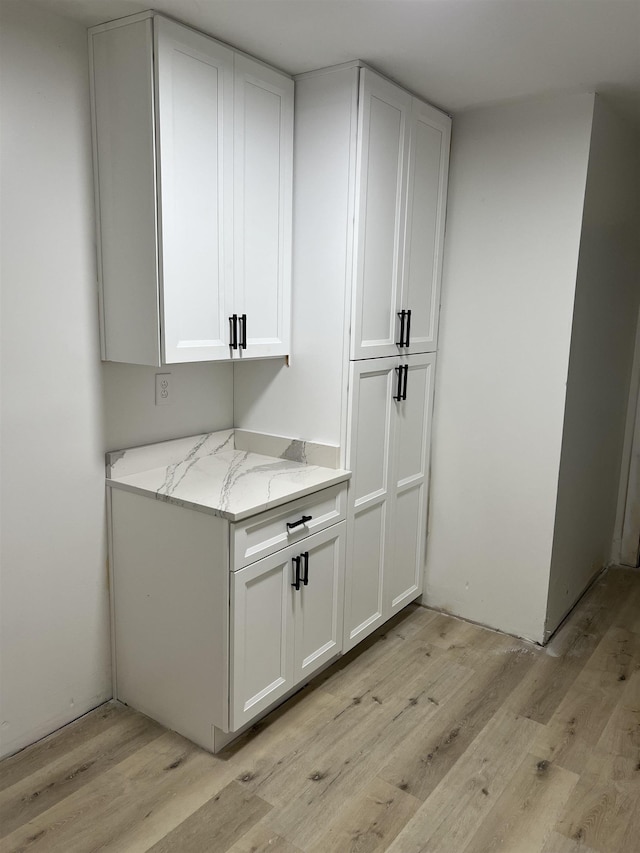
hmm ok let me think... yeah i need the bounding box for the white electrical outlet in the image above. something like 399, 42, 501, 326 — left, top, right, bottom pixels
155, 373, 171, 406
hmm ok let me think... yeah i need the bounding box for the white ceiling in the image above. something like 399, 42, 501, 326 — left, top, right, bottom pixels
31, 0, 640, 128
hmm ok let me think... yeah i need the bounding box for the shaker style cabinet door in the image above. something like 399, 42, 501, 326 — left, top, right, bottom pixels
230, 550, 295, 731
293, 524, 345, 683
386, 353, 436, 614
344, 353, 436, 650
351, 70, 411, 361
350, 71, 451, 361
343, 358, 398, 651
232, 55, 293, 359
155, 17, 234, 363
230, 523, 345, 732
401, 100, 451, 354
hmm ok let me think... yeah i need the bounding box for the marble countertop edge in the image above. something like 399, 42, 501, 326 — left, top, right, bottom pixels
106, 469, 351, 522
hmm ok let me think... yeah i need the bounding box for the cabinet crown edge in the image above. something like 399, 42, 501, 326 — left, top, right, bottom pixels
88, 10, 293, 80
295, 60, 451, 120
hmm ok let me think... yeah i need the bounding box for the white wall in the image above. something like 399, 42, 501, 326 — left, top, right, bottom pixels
103, 362, 233, 451
234, 68, 356, 450
0, 0, 111, 757
424, 94, 595, 643
546, 99, 640, 633
0, 1, 235, 758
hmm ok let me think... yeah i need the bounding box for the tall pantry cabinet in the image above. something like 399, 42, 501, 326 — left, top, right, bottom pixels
235, 61, 451, 650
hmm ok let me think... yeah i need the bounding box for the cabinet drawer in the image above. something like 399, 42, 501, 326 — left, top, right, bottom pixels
231, 483, 346, 570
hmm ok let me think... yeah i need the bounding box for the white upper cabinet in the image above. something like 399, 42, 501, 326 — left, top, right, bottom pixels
232, 55, 293, 359
155, 18, 234, 363
352, 70, 411, 360
89, 13, 293, 365
351, 70, 451, 360
401, 99, 451, 355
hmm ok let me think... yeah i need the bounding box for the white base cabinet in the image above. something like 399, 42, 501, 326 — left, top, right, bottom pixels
110, 484, 345, 752
231, 524, 345, 730
344, 353, 436, 651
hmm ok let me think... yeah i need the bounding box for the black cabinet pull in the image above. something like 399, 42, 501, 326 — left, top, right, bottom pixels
291, 555, 301, 590
393, 366, 403, 401
240, 314, 247, 350
396, 310, 407, 347
396, 309, 412, 347
394, 365, 409, 401
229, 314, 238, 350
287, 514, 312, 532
301, 551, 309, 586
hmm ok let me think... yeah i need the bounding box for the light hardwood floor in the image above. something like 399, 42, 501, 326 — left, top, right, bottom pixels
1, 566, 639, 853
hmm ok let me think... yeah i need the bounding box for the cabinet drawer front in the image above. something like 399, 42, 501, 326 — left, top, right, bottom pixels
231, 483, 346, 570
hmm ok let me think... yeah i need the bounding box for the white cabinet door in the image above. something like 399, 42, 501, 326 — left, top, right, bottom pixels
294, 524, 345, 682
386, 353, 436, 614
401, 100, 451, 354
230, 549, 295, 731
344, 354, 435, 648
343, 358, 398, 650
351, 70, 411, 361
155, 17, 234, 363
231, 522, 345, 731
232, 55, 293, 359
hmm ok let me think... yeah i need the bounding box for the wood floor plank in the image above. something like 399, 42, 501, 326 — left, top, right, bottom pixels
506, 655, 583, 726
610, 569, 640, 634
317, 608, 441, 701
415, 612, 537, 670
586, 667, 640, 782
541, 830, 599, 852
459, 752, 579, 853
545, 568, 637, 659
321, 637, 448, 705
0, 710, 164, 837
225, 823, 303, 853
379, 646, 535, 800
534, 626, 640, 774
552, 771, 640, 853
146, 780, 271, 853
385, 708, 542, 853
0, 732, 223, 853
306, 777, 420, 853
0, 703, 132, 793
509, 568, 639, 730
256, 655, 471, 848
253, 651, 469, 809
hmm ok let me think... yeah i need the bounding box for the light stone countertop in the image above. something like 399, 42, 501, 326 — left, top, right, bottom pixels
106, 429, 350, 522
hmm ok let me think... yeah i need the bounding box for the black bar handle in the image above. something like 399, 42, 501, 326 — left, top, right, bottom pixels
229, 314, 238, 350
301, 551, 309, 586
240, 314, 247, 350
396, 311, 406, 347
291, 555, 301, 590
393, 366, 403, 401
405, 309, 411, 348
402, 364, 409, 401
287, 514, 312, 532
